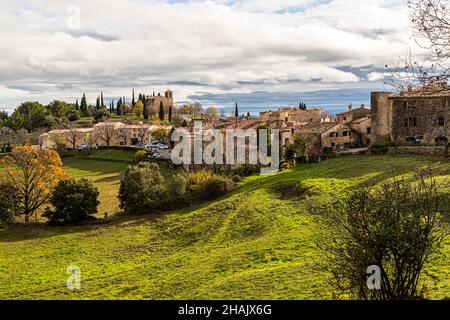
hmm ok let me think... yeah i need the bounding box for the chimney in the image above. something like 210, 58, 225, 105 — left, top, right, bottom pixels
348, 104, 353, 111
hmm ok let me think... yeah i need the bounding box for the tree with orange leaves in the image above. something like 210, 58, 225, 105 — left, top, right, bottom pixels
2, 146, 66, 222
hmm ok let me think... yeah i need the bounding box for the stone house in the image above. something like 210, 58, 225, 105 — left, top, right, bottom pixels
371, 85, 450, 145
144, 90, 174, 115
349, 116, 372, 146
39, 122, 171, 149
259, 107, 324, 124
336, 104, 371, 124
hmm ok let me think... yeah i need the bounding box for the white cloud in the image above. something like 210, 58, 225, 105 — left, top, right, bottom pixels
0, 0, 412, 111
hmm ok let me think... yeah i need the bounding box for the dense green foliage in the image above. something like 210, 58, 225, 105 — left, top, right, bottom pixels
43, 179, 100, 224
119, 162, 167, 214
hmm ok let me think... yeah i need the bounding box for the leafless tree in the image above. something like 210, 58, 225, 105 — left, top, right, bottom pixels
65, 125, 82, 150
388, 1, 450, 92
97, 124, 116, 146
14, 129, 30, 146
321, 168, 448, 300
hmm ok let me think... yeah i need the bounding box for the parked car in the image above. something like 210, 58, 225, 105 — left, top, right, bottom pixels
157, 143, 169, 149
76, 144, 89, 151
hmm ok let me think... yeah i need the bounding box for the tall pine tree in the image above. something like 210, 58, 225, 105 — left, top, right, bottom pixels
159, 101, 165, 121
80, 93, 88, 117
75, 99, 79, 111
143, 95, 149, 120
96, 96, 101, 110
235, 102, 239, 117
117, 98, 122, 115
132, 89, 136, 107
101, 92, 104, 107
168, 105, 173, 123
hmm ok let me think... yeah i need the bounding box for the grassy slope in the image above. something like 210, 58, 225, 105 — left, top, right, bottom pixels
0, 155, 448, 299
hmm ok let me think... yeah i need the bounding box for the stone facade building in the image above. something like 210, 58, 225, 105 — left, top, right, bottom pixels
39, 122, 171, 149
371, 86, 450, 145
144, 90, 174, 114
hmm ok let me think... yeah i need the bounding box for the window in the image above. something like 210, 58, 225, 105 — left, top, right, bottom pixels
435, 136, 448, 144
329, 132, 337, 138
343, 131, 350, 137
406, 117, 417, 127
367, 127, 371, 134
438, 117, 445, 127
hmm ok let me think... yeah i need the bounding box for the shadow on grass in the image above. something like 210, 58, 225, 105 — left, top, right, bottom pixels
0, 214, 161, 243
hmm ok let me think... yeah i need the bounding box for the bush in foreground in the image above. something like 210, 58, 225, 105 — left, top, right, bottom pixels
322, 168, 448, 300
119, 162, 166, 215
43, 178, 100, 224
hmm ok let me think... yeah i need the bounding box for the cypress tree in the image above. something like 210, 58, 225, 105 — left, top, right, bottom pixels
75, 99, 79, 111
168, 105, 173, 122
80, 93, 88, 117
132, 89, 136, 107
101, 92, 104, 107
96, 96, 101, 110
159, 101, 165, 121
235, 102, 239, 117
117, 98, 122, 115
143, 96, 149, 120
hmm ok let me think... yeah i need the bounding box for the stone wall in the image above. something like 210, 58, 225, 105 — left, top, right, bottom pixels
386, 146, 448, 156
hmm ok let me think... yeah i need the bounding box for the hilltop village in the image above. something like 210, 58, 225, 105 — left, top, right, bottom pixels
38, 83, 450, 163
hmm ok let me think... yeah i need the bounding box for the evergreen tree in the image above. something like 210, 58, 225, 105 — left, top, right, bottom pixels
143, 96, 149, 120
96, 96, 101, 110
168, 105, 173, 122
159, 101, 165, 121
80, 93, 88, 117
101, 92, 104, 107
117, 98, 122, 116
235, 102, 239, 117
247, 111, 250, 119
132, 89, 136, 107
75, 99, 79, 111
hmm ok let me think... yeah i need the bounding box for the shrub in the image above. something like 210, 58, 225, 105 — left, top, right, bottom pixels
0, 181, 20, 224
187, 171, 235, 200
167, 174, 187, 199
204, 175, 235, 199
322, 169, 448, 300
119, 162, 166, 214
187, 170, 214, 194
281, 162, 290, 170
43, 178, 100, 224
232, 175, 243, 183
134, 150, 148, 163
231, 164, 260, 177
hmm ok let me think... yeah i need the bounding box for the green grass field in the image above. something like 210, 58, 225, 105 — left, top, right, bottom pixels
0, 155, 448, 299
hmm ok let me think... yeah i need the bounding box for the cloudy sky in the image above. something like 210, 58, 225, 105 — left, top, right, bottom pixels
0, 0, 413, 113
